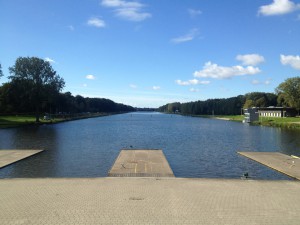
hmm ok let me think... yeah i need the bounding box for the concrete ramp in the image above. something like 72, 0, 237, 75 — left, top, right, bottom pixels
0, 150, 43, 169
108, 150, 174, 177
238, 151, 300, 180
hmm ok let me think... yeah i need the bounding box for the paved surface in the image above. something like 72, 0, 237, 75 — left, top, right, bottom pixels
1, 177, 300, 225
0, 150, 43, 168
238, 152, 300, 180
108, 150, 174, 177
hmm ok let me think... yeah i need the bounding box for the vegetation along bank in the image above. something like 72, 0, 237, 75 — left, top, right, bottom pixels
0, 57, 135, 128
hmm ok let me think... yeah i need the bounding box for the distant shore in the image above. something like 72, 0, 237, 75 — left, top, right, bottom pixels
198, 114, 300, 130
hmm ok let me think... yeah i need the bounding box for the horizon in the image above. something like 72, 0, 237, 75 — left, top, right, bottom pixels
1, 0, 300, 108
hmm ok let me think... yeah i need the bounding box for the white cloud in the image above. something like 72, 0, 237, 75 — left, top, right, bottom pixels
280, 54, 300, 69
86, 75, 96, 80
175, 80, 189, 86
83, 84, 88, 87
101, 0, 142, 8
188, 9, 202, 18
190, 88, 200, 92
175, 79, 210, 86
251, 79, 260, 85
265, 79, 272, 85
251, 79, 272, 85
171, 28, 199, 44
129, 84, 137, 89
193, 62, 261, 79
236, 54, 265, 66
258, 0, 300, 16
44, 57, 55, 63
152, 86, 161, 90
115, 8, 151, 21
101, 0, 151, 22
87, 17, 106, 28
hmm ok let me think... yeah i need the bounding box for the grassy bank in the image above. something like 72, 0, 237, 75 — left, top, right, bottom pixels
253, 117, 300, 129
0, 113, 110, 129
194, 115, 244, 122
193, 114, 300, 129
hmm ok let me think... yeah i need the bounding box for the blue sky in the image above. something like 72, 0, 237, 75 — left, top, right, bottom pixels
1, 0, 300, 107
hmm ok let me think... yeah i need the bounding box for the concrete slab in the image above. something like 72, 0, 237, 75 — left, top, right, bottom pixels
0, 150, 43, 169
1, 178, 300, 225
108, 150, 174, 177
238, 152, 300, 180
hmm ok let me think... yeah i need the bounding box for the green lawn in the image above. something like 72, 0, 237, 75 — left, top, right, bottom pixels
254, 116, 300, 129
196, 114, 300, 129
0, 115, 64, 128
0, 113, 110, 128
196, 115, 244, 122
214, 115, 244, 122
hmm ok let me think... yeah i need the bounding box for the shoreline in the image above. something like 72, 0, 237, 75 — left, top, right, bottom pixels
168, 113, 300, 130
0, 112, 130, 129
210, 115, 300, 130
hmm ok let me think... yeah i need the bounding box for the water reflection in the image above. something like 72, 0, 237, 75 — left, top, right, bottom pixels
0, 112, 299, 179
0, 125, 60, 177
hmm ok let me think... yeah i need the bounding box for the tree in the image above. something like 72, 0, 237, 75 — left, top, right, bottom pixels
276, 76, 300, 114
243, 99, 254, 109
9, 57, 65, 122
0, 63, 3, 78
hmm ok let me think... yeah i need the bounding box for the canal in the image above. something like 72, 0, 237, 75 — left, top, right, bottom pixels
0, 112, 299, 179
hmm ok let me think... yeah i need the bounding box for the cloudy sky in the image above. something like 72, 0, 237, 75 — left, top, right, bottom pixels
1, 0, 300, 107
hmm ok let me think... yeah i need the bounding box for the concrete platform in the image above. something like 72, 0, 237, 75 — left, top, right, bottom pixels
1, 178, 300, 225
0, 150, 43, 169
238, 152, 300, 180
108, 150, 174, 177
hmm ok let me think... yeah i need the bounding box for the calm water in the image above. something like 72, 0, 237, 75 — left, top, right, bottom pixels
0, 112, 300, 179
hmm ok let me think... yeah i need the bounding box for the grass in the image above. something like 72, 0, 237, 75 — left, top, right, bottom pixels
195, 115, 244, 122
213, 115, 244, 122
194, 114, 300, 129
253, 116, 300, 129
0, 115, 64, 128
0, 113, 112, 128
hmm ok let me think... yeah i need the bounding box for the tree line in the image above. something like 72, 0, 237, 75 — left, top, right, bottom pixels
0, 57, 134, 122
158, 77, 300, 115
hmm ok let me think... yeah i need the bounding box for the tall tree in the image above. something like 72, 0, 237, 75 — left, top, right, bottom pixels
0, 63, 3, 78
276, 76, 300, 114
9, 57, 65, 122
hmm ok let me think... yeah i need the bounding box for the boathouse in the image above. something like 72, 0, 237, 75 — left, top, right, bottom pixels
258, 107, 297, 118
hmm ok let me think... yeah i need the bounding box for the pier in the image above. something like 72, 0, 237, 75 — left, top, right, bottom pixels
1, 150, 300, 224
238, 151, 300, 180
108, 149, 174, 177
0, 150, 43, 169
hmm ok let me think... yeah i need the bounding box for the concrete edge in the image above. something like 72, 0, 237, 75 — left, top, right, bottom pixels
0, 149, 44, 169
237, 151, 299, 181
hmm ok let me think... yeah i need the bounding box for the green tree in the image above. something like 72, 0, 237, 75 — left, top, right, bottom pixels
255, 97, 267, 107
0, 63, 3, 78
243, 99, 255, 109
276, 76, 300, 113
9, 57, 65, 122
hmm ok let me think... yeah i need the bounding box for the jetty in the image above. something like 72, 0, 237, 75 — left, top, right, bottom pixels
108, 149, 174, 177
1, 149, 300, 224
0, 149, 43, 169
238, 151, 300, 180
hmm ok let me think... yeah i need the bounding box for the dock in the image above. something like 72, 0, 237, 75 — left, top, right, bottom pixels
108, 149, 174, 177
238, 151, 300, 180
0, 150, 43, 169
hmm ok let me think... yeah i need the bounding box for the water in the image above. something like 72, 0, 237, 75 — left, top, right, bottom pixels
0, 112, 299, 179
